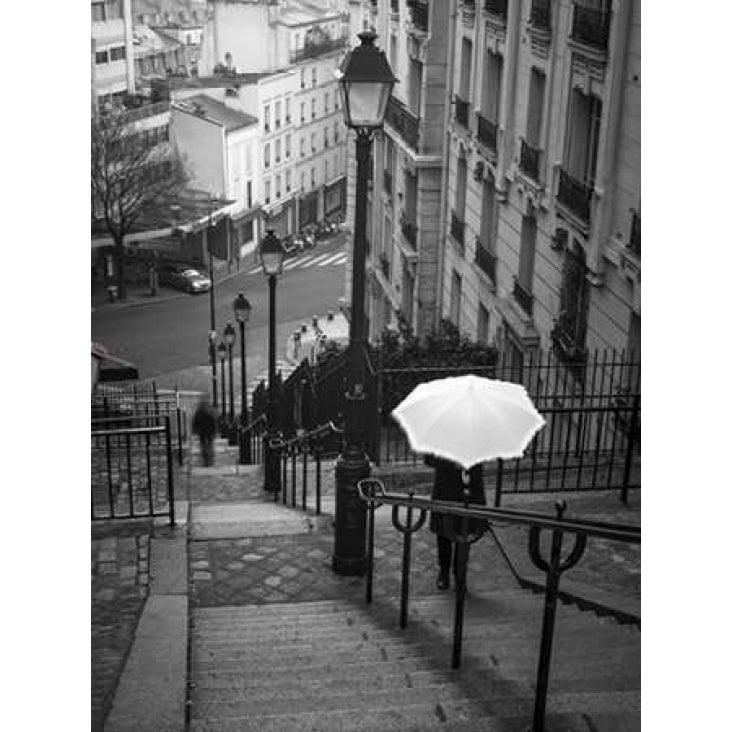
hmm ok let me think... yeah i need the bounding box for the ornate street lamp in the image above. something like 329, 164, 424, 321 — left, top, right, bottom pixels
217, 340, 227, 428
223, 322, 236, 421
333, 31, 396, 576
233, 292, 252, 464
260, 229, 285, 493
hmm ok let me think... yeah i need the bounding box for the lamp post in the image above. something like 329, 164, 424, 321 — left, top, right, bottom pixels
217, 341, 227, 429
208, 330, 218, 409
333, 31, 396, 576
233, 292, 252, 464
223, 322, 236, 424
260, 229, 285, 493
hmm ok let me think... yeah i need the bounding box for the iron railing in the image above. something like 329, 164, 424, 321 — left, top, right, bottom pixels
409, 0, 429, 33
476, 113, 498, 153
357, 479, 640, 732
513, 278, 534, 316
450, 211, 465, 247
474, 239, 496, 281
571, 3, 611, 50
400, 215, 418, 248
530, 0, 551, 29
557, 168, 593, 223
385, 96, 420, 152
519, 139, 542, 180
629, 211, 641, 258
484, 0, 508, 20
270, 421, 344, 513
91, 415, 175, 525
290, 36, 348, 63
237, 413, 268, 465
454, 95, 470, 128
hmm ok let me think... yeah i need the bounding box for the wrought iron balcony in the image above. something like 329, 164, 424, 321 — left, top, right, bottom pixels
383, 170, 393, 196
530, 0, 551, 30
454, 96, 470, 129
519, 139, 541, 181
476, 114, 498, 153
450, 211, 465, 247
484, 0, 508, 20
408, 0, 429, 33
551, 321, 587, 365
629, 211, 640, 258
385, 96, 420, 152
474, 239, 496, 282
290, 35, 347, 63
513, 279, 534, 316
380, 253, 391, 280
571, 3, 611, 50
400, 215, 418, 248
557, 168, 593, 223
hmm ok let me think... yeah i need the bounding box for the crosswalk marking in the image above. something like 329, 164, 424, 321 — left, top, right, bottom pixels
246, 264, 262, 275
317, 252, 347, 266
283, 255, 313, 270
299, 253, 332, 268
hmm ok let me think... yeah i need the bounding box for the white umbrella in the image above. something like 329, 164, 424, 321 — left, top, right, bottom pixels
391, 374, 546, 469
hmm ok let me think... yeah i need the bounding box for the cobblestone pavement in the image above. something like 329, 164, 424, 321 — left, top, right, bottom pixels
91, 521, 152, 732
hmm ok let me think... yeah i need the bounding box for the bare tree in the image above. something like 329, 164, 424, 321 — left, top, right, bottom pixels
91, 109, 188, 299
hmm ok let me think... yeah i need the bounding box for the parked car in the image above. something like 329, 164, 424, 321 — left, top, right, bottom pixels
157, 263, 212, 294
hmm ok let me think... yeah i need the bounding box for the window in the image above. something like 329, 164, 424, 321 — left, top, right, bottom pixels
477, 304, 490, 344
300, 171, 306, 191
324, 92, 330, 114
311, 97, 316, 119
459, 38, 472, 100
311, 168, 316, 188
565, 89, 602, 186
312, 66, 317, 87
91, 2, 105, 23
95, 49, 109, 65
106, 0, 122, 19
286, 170, 291, 193
275, 101, 282, 128
482, 51, 503, 124
110, 46, 126, 61
285, 134, 291, 158
455, 153, 467, 220
479, 176, 496, 251
300, 137, 305, 157
264, 144, 271, 168
516, 211, 537, 314
324, 128, 329, 148
285, 98, 291, 123
390, 33, 398, 71
325, 159, 329, 183
276, 174, 281, 199
450, 271, 462, 328
264, 180, 271, 205
301, 68, 306, 88
408, 58, 422, 116
246, 180, 252, 209
300, 102, 306, 124
526, 68, 546, 148
311, 132, 316, 153
553, 239, 590, 355
334, 123, 339, 143
275, 139, 281, 163
264, 105, 271, 132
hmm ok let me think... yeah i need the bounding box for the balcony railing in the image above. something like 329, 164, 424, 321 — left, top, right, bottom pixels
385, 96, 420, 152
557, 168, 593, 223
519, 139, 541, 181
476, 114, 498, 153
530, 0, 551, 30
629, 211, 640, 258
450, 211, 465, 247
454, 96, 470, 128
290, 36, 348, 63
484, 0, 508, 19
383, 170, 393, 196
409, 0, 429, 33
513, 279, 534, 316
474, 239, 496, 282
571, 3, 611, 50
400, 215, 418, 248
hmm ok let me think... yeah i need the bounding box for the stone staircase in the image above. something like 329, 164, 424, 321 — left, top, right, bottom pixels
188, 592, 640, 731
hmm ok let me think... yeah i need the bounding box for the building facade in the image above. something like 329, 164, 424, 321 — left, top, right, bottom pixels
361, 0, 640, 367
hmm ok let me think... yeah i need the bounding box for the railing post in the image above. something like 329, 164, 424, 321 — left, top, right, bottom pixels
302, 447, 308, 510
315, 445, 322, 515
494, 458, 504, 507
165, 416, 175, 527
399, 499, 414, 629
452, 487, 471, 669
621, 393, 640, 504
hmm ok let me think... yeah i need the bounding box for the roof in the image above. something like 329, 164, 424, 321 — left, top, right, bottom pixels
278, 0, 342, 26
173, 94, 258, 131
162, 71, 273, 92
133, 25, 181, 56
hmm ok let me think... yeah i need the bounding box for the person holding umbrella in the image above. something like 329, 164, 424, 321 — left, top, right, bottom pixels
425, 455, 487, 591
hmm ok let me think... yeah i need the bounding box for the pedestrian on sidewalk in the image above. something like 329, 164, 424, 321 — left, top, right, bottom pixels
425, 454, 487, 591
193, 395, 218, 466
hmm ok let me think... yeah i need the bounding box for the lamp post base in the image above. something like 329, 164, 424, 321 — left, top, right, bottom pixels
332, 450, 371, 576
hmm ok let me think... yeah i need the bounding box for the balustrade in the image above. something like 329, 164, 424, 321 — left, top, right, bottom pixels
513, 278, 534, 316
474, 240, 496, 281
520, 139, 542, 181
557, 168, 593, 223
476, 114, 497, 153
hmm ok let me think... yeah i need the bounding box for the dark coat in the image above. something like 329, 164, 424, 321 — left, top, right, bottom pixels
425, 454, 488, 541
192, 401, 218, 438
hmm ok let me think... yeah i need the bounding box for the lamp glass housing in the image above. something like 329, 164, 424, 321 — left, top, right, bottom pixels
217, 342, 227, 359
234, 293, 252, 323
259, 229, 284, 276
223, 323, 236, 347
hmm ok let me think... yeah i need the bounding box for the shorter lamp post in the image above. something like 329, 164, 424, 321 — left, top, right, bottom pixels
217, 341, 227, 432
260, 229, 285, 494
234, 292, 252, 464
223, 322, 236, 441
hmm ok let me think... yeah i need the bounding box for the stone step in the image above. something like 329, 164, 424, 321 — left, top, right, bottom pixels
189, 689, 641, 728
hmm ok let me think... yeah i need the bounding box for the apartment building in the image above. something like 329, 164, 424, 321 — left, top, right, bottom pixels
198, 0, 350, 230
91, 0, 136, 109
363, 0, 640, 367
442, 0, 640, 365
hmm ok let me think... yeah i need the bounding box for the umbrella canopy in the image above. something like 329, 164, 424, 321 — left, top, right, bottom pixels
391, 374, 546, 469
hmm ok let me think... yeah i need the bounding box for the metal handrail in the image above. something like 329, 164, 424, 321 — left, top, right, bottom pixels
357, 479, 639, 732
272, 420, 343, 452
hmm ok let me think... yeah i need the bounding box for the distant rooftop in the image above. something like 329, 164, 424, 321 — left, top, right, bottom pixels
161, 70, 274, 91
172, 94, 258, 131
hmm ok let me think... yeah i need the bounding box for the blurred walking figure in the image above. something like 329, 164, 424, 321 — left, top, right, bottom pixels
193, 394, 218, 466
